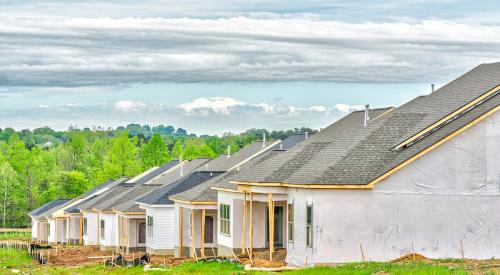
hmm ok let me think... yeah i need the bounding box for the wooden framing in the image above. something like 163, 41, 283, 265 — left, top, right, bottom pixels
179, 207, 183, 257
268, 193, 274, 261
201, 209, 206, 258
118, 215, 121, 251
191, 209, 195, 258
79, 216, 83, 244
125, 217, 129, 253
241, 191, 247, 255
170, 198, 217, 205
97, 212, 100, 244
249, 192, 254, 258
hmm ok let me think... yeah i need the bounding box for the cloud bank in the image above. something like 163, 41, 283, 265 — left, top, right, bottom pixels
1, 15, 500, 89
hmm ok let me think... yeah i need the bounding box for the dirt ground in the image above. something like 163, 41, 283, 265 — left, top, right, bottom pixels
237, 248, 287, 268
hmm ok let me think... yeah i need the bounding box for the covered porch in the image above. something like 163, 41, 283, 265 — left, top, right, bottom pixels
174, 202, 218, 259
216, 186, 289, 261
116, 212, 147, 254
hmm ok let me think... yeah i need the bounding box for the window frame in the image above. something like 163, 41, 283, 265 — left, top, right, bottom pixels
100, 219, 105, 240
287, 203, 294, 242
83, 218, 88, 236
146, 215, 153, 239
219, 203, 230, 236
306, 204, 313, 247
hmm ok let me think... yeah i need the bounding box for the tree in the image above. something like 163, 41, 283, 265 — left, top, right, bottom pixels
141, 133, 171, 169
59, 171, 90, 198
103, 131, 140, 179
0, 162, 18, 228
171, 140, 183, 159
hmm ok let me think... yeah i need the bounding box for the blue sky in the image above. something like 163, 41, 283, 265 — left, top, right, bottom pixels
1, 1, 499, 135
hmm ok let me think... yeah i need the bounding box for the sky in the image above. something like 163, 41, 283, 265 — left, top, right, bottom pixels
1, 1, 500, 135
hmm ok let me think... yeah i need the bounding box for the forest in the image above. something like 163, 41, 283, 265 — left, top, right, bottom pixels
0, 124, 315, 228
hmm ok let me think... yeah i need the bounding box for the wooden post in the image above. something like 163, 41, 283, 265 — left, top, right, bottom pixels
79, 216, 83, 245
67, 217, 71, 244
179, 207, 183, 257
191, 210, 195, 258
249, 192, 254, 259
125, 218, 129, 254
54, 218, 58, 244
268, 193, 274, 261
97, 212, 100, 244
118, 216, 121, 252
45, 223, 49, 244
201, 209, 206, 258
241, 191, 247, 255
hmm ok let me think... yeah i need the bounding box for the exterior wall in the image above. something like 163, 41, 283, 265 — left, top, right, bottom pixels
146, 206, 175, 253
83, 212, 99, 245
286, 111, 500, 266
127, 218, 146, 248
99, 213, 117, 249
38, 221, 48, 242
66, 216, 81, 243
217, 192, 269, 255
47, 218, 56, 243
31, 219, 38, 239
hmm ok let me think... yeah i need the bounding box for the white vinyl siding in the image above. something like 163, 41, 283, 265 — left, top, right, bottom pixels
145, 207, 175, 250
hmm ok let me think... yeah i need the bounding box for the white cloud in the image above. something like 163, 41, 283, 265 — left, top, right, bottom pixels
334, 103, 364, 113
178, 97, 245, 116
114, 100, 146, 113
309, 105, 327, 112
1, 14, 499, 89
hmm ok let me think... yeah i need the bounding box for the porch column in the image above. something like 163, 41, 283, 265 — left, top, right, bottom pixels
191, 209, 195, 258
97, 212, 100, 244
249, 192, 254, 258
125, 217, 129, 254
201, 209, 206, 258
79, 216, 83, 245
179, 207, 183, 257
55, 218, 58, 244
241, 191, 247, 255
118, 215, 121, 252
268, 193, 274, 261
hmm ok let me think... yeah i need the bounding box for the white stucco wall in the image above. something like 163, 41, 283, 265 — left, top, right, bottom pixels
286, 110, 500, 265
99, 213, 117, 247
82, 212, 99, 245
31, 219, 38, 239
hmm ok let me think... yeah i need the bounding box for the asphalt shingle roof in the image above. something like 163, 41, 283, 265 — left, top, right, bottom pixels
64, 178, 127, 214
170, 135, 309, 202
233, 62, 500, 186
29, 199, 71, 219
136, 171, 224, 206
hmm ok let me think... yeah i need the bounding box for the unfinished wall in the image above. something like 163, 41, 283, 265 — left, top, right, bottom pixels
99, 213, 117, 248
66, 216, 80, 243
82, 212, 98, 245
31, 219, 38, 239
286, 110, 500, 265
146, 206, 175, 252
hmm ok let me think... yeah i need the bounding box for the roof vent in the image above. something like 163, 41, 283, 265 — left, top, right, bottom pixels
279, 143, 283, 150
205, 163, 208, 170
262, 133, 266, 148
364, 104, 370, 126
227, 145, 231, 158
305, 132, 308, 139
431, 83, 435, 93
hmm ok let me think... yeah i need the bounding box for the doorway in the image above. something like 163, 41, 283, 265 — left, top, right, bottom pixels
204, 216, 214, 244
138, 222, 146, 244
266, 205, 284, 248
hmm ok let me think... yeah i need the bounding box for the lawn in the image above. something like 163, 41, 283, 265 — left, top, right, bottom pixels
0, 248, 496, 274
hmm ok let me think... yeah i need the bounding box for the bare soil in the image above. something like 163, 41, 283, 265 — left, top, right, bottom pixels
237, 248, 287, 268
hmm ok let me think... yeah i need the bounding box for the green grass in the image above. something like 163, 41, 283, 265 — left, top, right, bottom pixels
0, 232, 31, 241
0, 248, 492, 275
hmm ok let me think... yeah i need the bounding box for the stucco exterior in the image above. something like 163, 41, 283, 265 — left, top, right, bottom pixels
284, 110, 500, 265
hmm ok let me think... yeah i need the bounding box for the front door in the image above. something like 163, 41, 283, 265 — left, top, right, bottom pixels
266, 206, 284, 248
138, 222, 146, 244
204, 216, 214, 244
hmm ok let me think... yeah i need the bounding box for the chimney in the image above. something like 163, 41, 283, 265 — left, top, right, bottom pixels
263, 133, 266, 148
364, 104, 370, 126
431, 83, 435, 93
227, 145, 231, 158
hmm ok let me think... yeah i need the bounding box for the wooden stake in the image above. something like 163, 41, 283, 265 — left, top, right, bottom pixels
249, 192, 254, 259
241, 191, 247, 255
360, 244, 365, 262
460, 240, 465, 260
79, 216, 83, 245
191, 210, 195, 258
179, 207, 183, 257
268, 193, 274, 261
201, 209, 206, 258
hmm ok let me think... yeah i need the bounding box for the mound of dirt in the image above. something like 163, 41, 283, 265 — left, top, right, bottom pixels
391, 253, 427, 262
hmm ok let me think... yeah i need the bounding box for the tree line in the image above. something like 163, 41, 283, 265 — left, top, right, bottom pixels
0, 124, 315, 228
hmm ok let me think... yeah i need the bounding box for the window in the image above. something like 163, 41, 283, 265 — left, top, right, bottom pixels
306, 204, 312, 247
47, 223, 51, 237
83, 218, 88, 236
100, 219, 105, 240
188, 210, 193, 239
147, 216, 153, 239
287, 203, 294, 242
219, 204, 230, 236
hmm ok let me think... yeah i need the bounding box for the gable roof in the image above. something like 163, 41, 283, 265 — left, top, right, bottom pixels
170, 135, 309, 203
232, 63, 500, 187
64, 178, 127, 214
136, 171, 224, 206
29, 199, 71, 219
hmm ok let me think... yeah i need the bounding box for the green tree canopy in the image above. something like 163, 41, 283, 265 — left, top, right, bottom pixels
171, 139, 184, 159
103, 131, 140, 179
141, 133, 171, 169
